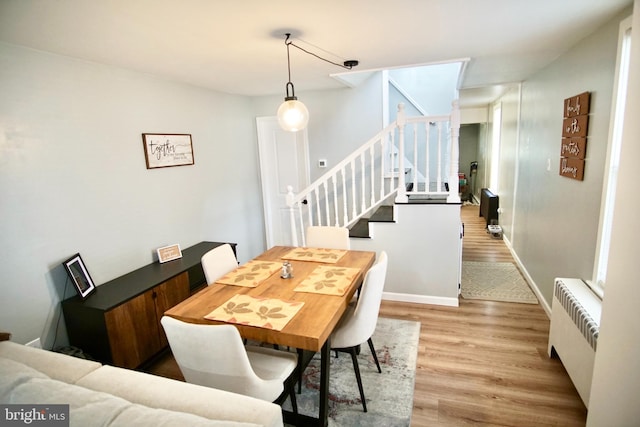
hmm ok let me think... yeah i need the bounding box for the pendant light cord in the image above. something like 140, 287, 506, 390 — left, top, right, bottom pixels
286, 34, 293, 83
284, 33, 357, 71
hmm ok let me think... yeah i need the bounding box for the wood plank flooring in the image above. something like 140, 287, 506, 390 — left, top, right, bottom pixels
377, 204, 587, 426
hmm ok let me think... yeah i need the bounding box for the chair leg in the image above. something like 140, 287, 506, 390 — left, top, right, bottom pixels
289, 382, 298, 416
367, 338, 382, 373
348, 347, 367, 412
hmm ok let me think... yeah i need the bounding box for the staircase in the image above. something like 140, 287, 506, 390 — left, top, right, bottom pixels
286, 101, 461, 246
285, 102, 463, 306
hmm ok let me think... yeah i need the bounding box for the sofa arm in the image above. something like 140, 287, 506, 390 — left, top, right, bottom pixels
76, 365, 283, 427
0, 341, 102, 384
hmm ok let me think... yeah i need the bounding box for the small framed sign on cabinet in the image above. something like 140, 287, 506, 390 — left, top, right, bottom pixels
157, 244, 182, 263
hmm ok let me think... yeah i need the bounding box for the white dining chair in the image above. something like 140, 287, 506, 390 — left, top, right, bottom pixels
201, 243, 238, 285
296, 225, 351, 393
305, 226, 350, 250
160, 316, 298, 413
330, 251, 388, 412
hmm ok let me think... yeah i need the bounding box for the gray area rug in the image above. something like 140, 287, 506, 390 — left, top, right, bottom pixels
283, 317, 420, 426
461, 261, 538, 304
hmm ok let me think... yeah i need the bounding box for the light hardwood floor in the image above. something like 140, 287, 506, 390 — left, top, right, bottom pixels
378, 204, 587, 426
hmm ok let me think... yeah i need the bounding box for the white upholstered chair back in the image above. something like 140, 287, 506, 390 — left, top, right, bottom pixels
328, 251, 388, 412
331, 251, 388, 348
160, 316, 296, 403
305, 226, 350, 250
201, 244, 238, 285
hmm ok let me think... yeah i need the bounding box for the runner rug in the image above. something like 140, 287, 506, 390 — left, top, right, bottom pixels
461, 261, 538, 304
283, 317, 420, 427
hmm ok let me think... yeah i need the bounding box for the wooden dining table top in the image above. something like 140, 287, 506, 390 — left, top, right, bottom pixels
164, 245, 377, 352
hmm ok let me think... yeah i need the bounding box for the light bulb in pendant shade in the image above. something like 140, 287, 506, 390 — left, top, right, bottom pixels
277, 98, 309, 132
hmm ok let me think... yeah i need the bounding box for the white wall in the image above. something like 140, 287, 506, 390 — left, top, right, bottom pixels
0, 42, 265, 347
587, 1, 640, 424
350, 204, 461, 306
505, 9, 627, 305
496, 86, 520, 242
460, 106, 488, 124
474, 123, 489, 201
252, 72, 383, 182
389, 63, 460, 115
459, 124, 479, 180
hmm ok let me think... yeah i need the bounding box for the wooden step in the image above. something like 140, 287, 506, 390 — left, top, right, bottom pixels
349, 205, 394, 238
369, 205, 394, 222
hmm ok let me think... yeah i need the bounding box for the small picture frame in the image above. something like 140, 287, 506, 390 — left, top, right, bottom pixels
157, 244, 182, 263
63, 253, 96, 299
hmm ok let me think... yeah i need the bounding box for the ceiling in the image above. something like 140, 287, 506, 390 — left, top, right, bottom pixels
0, 0, 632, 107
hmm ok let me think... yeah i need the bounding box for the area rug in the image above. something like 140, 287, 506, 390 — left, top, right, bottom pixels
283, 317, 420, 426
461, 261, 538, 304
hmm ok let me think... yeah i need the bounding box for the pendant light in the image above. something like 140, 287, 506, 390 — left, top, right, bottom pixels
276, 33, 359, 132
277, 34, 309, 132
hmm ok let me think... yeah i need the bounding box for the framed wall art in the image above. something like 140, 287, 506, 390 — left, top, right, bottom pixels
63, 253, 96, 299
142, 133, 194, 169
559, 92, 590, 181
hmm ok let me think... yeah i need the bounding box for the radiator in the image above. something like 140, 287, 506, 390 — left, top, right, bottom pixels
548, 278, 602, 408
479, 188, 498, 227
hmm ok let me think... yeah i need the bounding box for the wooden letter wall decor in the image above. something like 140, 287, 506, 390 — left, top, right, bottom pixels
560, 92, 590, 180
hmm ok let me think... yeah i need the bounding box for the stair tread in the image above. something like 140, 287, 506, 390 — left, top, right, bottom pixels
348, 206, 394, 238
369, 205, 394, 222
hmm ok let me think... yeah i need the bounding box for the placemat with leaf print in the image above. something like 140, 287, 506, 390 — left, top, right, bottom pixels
281, 247, 347, 264
293, 265, 360, 296
215, 260, 281, 287
204, 294, 304, 331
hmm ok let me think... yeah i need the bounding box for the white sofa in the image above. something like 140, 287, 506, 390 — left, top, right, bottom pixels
0, 341, 283, 427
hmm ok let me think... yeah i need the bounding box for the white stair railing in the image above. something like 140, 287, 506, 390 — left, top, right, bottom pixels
286, 101, 460, 247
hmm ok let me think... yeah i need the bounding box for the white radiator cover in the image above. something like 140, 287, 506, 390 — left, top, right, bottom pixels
547, 278, 602, 408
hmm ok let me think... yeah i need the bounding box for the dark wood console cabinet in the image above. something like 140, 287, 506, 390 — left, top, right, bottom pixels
62, 241, 236, 369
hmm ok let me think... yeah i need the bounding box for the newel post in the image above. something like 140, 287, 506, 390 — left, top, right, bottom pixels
285, 185, 300, 246
395, 103, 409, 203
447, 100, 461, 203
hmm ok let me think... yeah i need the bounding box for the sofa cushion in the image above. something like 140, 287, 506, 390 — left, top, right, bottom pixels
2, 369, 259, 427
0, 357, 49, 401
77, 365, 282, 427
0, 341, 101, 383
110, 405, 260, 427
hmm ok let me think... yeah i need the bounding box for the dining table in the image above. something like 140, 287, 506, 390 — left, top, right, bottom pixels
164, 245, 377, 427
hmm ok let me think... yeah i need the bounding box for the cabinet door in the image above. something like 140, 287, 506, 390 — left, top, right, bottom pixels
105, 291, 162, 369
154, 272, 190, 347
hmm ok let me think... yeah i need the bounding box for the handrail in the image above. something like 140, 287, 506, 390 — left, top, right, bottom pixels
286, 101, 460, 246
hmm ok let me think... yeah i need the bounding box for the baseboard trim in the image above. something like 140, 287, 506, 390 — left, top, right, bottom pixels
382, 291, 459, 307
502, 236, 552, 318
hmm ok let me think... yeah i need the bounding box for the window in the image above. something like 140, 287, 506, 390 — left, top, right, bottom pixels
592, 16, 632, 298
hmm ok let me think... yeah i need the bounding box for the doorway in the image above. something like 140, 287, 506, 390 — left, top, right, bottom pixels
256, 117, 310, 247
